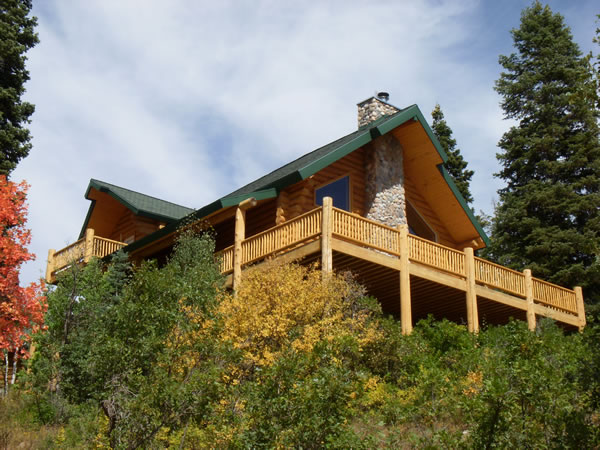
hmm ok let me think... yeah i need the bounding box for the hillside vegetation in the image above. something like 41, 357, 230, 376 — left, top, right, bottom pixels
2, 232, 600, 449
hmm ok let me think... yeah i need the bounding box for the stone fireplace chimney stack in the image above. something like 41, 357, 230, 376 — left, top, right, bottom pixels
357, 92, 400, 128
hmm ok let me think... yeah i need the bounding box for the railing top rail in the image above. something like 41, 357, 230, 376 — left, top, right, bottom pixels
215, 245, 234, 255
532, 276, 576, 295
54, 238, 85, 256
242, 206, 322, 243
473, 256, 526, 278
408, 233, 465, 256
94, 236, 127, 246
332, 207, 401, 233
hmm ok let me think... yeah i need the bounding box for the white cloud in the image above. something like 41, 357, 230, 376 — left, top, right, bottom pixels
11, 0, 597, 285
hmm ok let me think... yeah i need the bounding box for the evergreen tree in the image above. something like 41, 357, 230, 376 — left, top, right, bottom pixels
0, 0, 38, 176
489, 2, 600, 302
431, 104, 474, 204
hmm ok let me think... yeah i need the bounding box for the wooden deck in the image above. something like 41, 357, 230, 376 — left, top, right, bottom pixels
216, 203, 586, 332
47, 202, 586, 332
46, 228, 126, 282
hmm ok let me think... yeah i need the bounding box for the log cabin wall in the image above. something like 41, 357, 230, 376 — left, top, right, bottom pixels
108, 209, 164, 244
277, 147, 367, 223
212, 199, 278, 252
109, 209, 137, 243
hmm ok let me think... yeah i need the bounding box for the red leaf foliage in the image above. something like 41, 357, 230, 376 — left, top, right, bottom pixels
0, 175, 46, 357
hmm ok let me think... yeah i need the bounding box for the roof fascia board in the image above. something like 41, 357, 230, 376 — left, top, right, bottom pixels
437, 164, 490, 246
221, 188, 278, 207
86, 180, 142, 215
297, 130, 372, 179
375, 105, 449, 164
78, 200, 96, 239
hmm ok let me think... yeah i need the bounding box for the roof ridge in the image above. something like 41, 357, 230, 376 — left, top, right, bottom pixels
90, 178, 195, 211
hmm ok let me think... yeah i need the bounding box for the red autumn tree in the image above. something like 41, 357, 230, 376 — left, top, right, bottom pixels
0, 175, 45, 393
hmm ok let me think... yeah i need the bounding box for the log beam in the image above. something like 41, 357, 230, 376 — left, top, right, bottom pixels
398, 224, 412, 335
524, 269, 536, 331
321, 196, 333, 275
83, 228, 95, 263
233, 197, 256, 293
575, 286, 586, 332
45, 249, 55, 282
464, 247, 479, 333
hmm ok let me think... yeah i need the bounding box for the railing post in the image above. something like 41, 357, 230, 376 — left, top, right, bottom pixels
321, 196, 333, 275
233, 197, 257, 293
575, 286, 586, 332
524, 269, 536, 331
84, 228, 95, 263
398, 224, 412, 335
45, 249, 55, 282
233, 206, 246, 293
464, 247, 479, 333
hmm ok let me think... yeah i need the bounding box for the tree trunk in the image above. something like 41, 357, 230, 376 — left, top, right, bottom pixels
10, 348, 18, 385
3, 351, 8, 396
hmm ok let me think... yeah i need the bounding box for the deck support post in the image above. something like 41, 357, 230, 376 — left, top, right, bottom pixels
321, 196, 333, 276
464, 247, 479, 333
233, 206, 245, 292
84, 228, 95, 263
575, 286, 586, 332
45, 249, 55, 282
233, 198, 257, 293
398, 224, 412, 335
524, 269, 536, 331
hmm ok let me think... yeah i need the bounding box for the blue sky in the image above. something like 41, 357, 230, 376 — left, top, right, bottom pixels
12, 0, 599, 285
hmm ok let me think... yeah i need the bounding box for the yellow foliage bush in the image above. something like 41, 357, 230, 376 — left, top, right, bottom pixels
218, 262, 381, 368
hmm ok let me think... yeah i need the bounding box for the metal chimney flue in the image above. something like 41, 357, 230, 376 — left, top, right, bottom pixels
377, 91, 390, 102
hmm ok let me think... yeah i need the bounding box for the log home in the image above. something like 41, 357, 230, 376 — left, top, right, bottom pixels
46, 94, 586, 333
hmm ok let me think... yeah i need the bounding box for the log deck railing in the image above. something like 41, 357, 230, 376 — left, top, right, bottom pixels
48, 204, 585, 330
46, 228, 126, 282
216, 204, 585, 330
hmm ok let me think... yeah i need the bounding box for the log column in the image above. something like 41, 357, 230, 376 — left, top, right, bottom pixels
84, 228, 95, 263
398, 224, 412, 335
233, 198, 257, 293
575, 286, 586, 332
464, 247, 479, 333
45, 249, 56, 282
524, 269, 536, 331
321, 196, 333, 275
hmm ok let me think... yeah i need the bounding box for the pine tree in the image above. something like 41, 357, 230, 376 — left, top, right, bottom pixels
489, 2, 600, 302
431, 104, 474, 204
0, 0, 38, 176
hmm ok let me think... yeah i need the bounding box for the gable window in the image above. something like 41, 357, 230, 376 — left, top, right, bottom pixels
406, 201, 437, 242
315, 176, 350, 211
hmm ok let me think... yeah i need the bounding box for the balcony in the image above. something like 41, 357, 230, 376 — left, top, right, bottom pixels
47, 203, 586, 332
46, 228, 126, 282
216, 202, 585, 332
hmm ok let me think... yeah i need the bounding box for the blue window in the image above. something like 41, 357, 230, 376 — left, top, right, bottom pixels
316, 176, 350, 211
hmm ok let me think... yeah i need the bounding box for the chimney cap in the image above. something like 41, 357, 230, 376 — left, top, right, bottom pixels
377, 91, 390, 102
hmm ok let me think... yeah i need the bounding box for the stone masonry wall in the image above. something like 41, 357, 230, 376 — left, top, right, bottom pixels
357, 97, 400, 128
365, 134, 407, 228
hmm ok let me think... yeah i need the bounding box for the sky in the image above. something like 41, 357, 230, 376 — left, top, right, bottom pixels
11, 0, 600, 286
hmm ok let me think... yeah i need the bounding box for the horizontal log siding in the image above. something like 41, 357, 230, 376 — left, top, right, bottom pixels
280, 147, 367, 221
245, 199, 277, 238
109, 210, 164, 243
404, 174, 456, 248
109, 209, 137, 242
212, 200, 277, 253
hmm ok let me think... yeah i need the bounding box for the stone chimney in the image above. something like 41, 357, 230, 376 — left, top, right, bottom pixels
357, 92, 400, 128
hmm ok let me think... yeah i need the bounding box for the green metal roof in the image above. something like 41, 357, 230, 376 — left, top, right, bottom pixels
122, 103, 489, 253
79, 179, 195, 238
